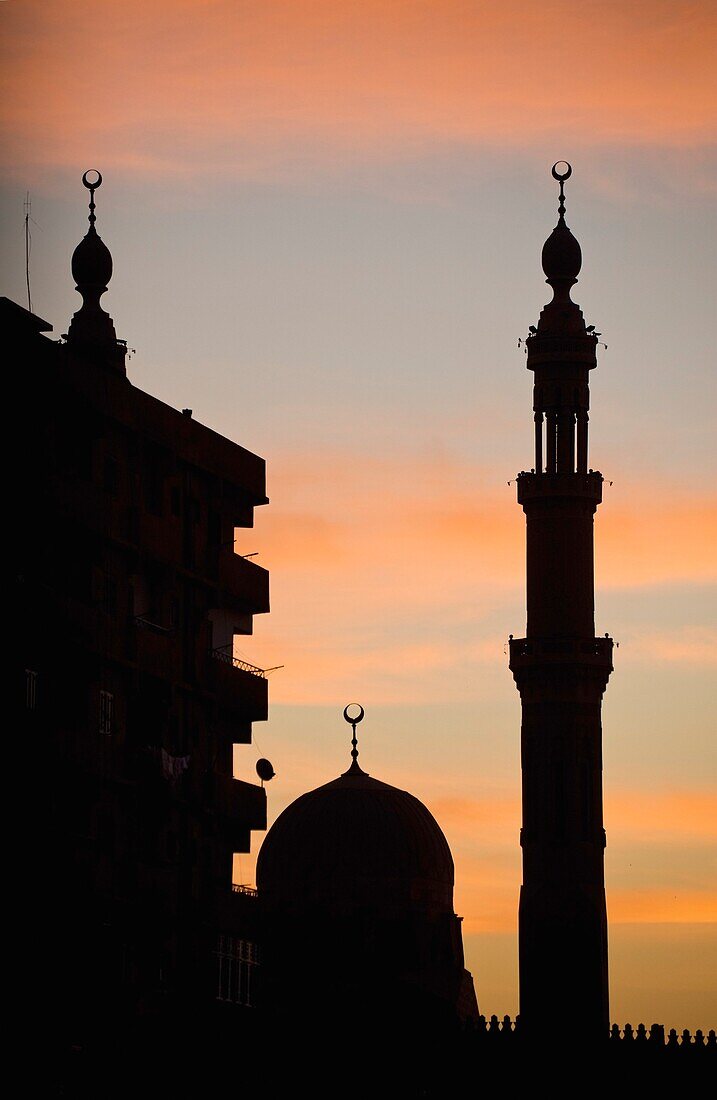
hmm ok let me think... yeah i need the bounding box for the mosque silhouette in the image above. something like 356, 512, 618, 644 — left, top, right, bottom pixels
15, 165, 712, 1094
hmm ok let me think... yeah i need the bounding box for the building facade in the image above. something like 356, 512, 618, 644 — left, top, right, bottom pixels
17, 172, 269, 1057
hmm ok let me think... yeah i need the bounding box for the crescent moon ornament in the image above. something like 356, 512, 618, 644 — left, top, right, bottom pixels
343, 703, 365, 772
82, 170, 103, 190
551, 161, 572, 182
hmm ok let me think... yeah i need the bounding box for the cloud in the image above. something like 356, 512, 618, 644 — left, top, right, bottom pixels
598, 501, 717, 590
243, 448, 715, 703
429, 788, 717, 845
608, 890, 717, 925
619, 628, 717, 667
606, 789, 717, 842
2, 1, 715, 186
429, 787, 717, 932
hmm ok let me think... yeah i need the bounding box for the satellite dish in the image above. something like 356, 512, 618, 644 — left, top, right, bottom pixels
256, 758, 275, 783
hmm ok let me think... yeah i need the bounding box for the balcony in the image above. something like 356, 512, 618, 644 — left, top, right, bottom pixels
134, 615, 176, 678
210, 649, 269, 723
215, 882, 261, 934
525, 330, 597, 368
516, 470, 603, 505
219, 551, 269, 614
213, 773, 267, 851
509, 635, 613, 670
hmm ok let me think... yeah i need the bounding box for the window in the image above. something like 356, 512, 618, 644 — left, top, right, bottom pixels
216, 935, 258, 1007
145, 452, 164, 516
103, 456, 119, 495
99, 690, 114, 736
148, 475, 163, 515
103, 574, 118, 618
63, 430, 92, 479
127, 506, 139, 542
25, 669, 38, 710
119, 942, 132, 986
208, 509, 221, 546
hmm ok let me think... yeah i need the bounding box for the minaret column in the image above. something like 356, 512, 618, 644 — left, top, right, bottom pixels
533, 412, 543, 473
576, 410, 589, 474
509, 163, 613, 1043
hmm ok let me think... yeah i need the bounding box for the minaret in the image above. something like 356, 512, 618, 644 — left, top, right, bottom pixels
509, 163, 613, 1040
66, 170, 126, 372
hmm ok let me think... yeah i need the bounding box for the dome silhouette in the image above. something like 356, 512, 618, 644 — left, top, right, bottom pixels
256, 750, 478, 1032
257, 765, 454, 914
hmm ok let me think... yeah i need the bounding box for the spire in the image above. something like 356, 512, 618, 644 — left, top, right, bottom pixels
66, 170, 126, 371
342, 703, 366, 776
538, 162, 585, 334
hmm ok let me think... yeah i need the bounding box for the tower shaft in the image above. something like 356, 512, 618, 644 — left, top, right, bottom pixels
509, 167, 612, 1039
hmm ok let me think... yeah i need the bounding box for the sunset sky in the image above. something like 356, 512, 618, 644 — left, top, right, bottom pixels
2, 1, 715, 1031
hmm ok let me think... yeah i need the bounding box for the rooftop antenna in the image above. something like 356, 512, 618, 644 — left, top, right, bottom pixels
342, 703, 365, 774
24, 192, 32, 313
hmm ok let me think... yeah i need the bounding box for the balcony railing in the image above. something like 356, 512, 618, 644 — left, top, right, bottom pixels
509, 636, 612, 660
508, 637, 614, 680
211, 648, 267, 678
134, 614, 174, 636
232, 884, 258, 898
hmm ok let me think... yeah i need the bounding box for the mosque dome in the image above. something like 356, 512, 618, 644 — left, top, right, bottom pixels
256, 762, 454, 915
256, 708, 478, 1032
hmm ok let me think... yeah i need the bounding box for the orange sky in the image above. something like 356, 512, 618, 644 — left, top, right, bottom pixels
245, 450, 716, 704
2, 1, 716, 185
442, 788, 717, 928
3, 0, 715, 1033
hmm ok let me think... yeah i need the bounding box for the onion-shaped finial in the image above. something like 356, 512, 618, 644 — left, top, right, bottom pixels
541, 161, 582, 295
66, 170, 124, 368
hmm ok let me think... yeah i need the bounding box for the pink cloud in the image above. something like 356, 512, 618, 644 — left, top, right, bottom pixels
244, 449, 715, 704
2, 1, 715, 186
619, 628, 717, 667
444, 787, 717, 932
608, 889, 717, 926
235, 783, 717, 934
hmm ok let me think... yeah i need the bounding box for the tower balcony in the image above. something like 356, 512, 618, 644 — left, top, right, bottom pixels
526, 331, 597, 369
509, 635, 612, 666
517, 471, 603, 506
509, 636, 613, 695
